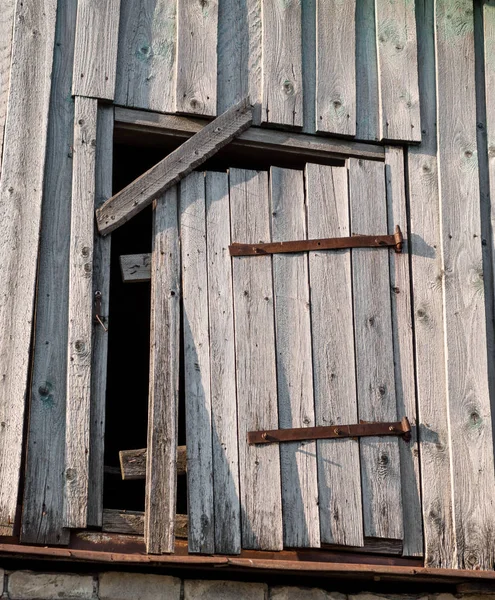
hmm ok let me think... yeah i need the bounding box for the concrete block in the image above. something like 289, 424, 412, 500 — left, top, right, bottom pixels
8, 571, 93, 600
184, 580, 266, 600
271, 588, 345, 600
99, 572, 180, 600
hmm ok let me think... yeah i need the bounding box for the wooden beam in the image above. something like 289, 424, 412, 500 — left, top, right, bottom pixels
120, 253, 151, 283
103, 509, 188, 539
97, 98, 253, 236
0, 0, 15, 175
120, 447, 187, 480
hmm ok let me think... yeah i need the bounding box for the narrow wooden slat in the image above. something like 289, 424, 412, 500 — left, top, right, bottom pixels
301, 0, 316, 134
72, 0, 121, 100
375, 0, 420, 142
120, 253, 151, 283
0, 0, 14, 173
114, 0, 176, 113
206, 172, 241, 555
262, 0, 303, 127
436, 0, 495, 569
103, 510, 188, 539
270, 167, 319, 549
145, 187, 180, 554
385, 146, 422, 557
349, 158, 403, 540
0, 0, 57, 537
64, 96, 98, 529
97, 98, 253, 236
120, 447, 187, 480
231, 168, 283, 550
20, 0, 77, 545
316, 0, 356, 136
181, 172, 214, 555
176, 0, 218, 116
306, 163, 364, 548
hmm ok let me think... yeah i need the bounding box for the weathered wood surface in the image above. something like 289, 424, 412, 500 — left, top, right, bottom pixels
375, 0, 420, 142
435, 0, 495, 569
0, 0, 57, 537
145, 187, 180, 555
0, 0, 14, 174
103, 509, 188, 539
306, 163, 364, 548
316, 0, 355, 136
72, 0, 121, 100
356, 0, 379, 140
262, 0, 302, 127
181, 172, 214, 555
120, 253, 151, 283
115, 0, 176, 113
97, 98, 253, 235
176, 0, 218, 116
349, 158, 403, 540
64, 96, 98, 529
231, 168, 283, 550
20, 0, 77, 545
120, 446, 187, 480
206, 171, 241, 555
301, 0, 316, 134
271, 167, 319, 549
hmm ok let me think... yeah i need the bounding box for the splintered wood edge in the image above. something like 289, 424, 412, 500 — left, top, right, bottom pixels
119, 446, 186, 480
102, 509, 188, 538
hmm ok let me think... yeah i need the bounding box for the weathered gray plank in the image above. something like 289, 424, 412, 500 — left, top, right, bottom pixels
115, 0, 176, 113
119, 446, 187, 480
205, 171, 241, 555
385, 146, 422, 557
64, 96, 98, 529
120, 253, 151, 283
0, 0, 14, 174
306, 162, 364, 548
20, 0, 77, 545
375, 0, 420, 142
0, 0, 57, 536
435, 0, 495, 570
356, 0, 379, 140
145, 187, 180, 554
72, 0, 121, 100
316, 0, 356, 136
180, 172, 214, 555
103, 509, 188, 539
176, 0, 218, 116
230, 168, 283, 550
97, 98, 252, 235
271, 167, 319, 549
349, 158, 403, 540
262, 0, 303, 127
301, 0, 316, 134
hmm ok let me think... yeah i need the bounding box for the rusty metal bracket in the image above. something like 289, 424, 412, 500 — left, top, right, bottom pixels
248, 416, 411, 445
230, 225, 403, 256
94, 290, 108, 332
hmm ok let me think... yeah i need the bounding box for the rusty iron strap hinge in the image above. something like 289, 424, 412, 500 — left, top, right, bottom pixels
248, 416, 411, 445
230, 225, 403, 256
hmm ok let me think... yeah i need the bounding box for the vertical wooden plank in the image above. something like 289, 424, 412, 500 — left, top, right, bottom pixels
349, 157, 403, 540
145, 187, 180, 554
385, 146, 423, 557
72, 0, 121, 100
356, 0, 379, 140
205, 171, 241, 555
435, 0, 495, 570
261, 0, 303, 127
20, 0, 77, 545
315, 0, 356, 136
181, 172, 215, 554
114, 0, 176, 114
231, 168, 283, 551
64, 96, 98, 529
270, 167, 320, 549
301, 0, 316, 134
375, 0, 421, 142
176, 0, 218, 116
0, 0, 57, 536
0, 0, 14, 173
306, 163, 364, 548
87, 105, 113, 527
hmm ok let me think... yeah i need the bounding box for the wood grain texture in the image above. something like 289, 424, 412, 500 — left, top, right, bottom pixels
270, 167, 319, 549
120, 446, 187, 480
120, 253, 151, 283
231, 168, 283, 551
72, 0, 121, 100
301, 0, 316, 134
176, 0, 218, 116
205, 172, 241, 555
316, 0, 356, 136
103, 509, 188, 539
436, 0, 495, 569
349, 158, 403, 540
20, 0, 77, 545
64, 96, 98, 529
306, 163, 364, 548
0, 0, 57, 536
180, 172, 214, 555
356, 0, 379, 140
0, 0, 14, 174
262, 0, 303, 127
145, 187, 180, 554
115, 0, 176, 113
375, 0, 420, 141
97, 98, 252, 235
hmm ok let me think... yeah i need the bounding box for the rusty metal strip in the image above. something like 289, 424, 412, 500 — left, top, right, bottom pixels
230, 225, 403, 256
248, 417, 411, 445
